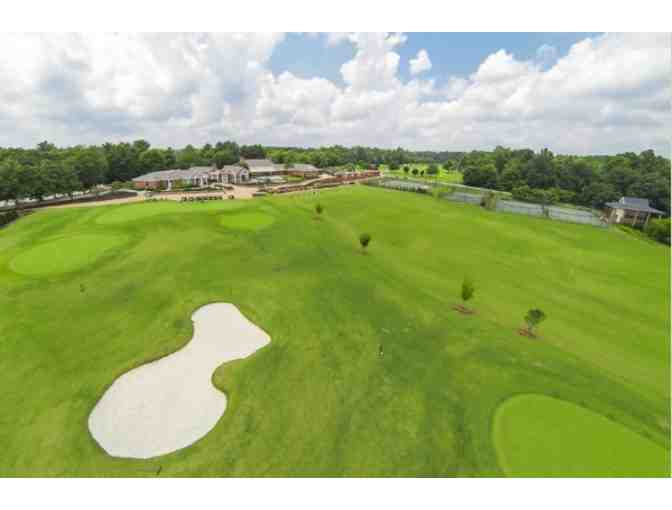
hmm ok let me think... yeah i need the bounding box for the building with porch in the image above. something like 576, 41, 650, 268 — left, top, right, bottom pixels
604, 197, 664, 228
132, 165, 250, 190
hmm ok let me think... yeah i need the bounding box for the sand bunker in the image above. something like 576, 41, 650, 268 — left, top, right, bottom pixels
88, 303, 270, 459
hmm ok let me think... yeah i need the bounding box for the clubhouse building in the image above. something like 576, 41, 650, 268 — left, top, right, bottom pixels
132, 159, 320, 190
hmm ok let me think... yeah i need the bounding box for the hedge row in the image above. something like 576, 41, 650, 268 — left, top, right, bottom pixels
0, 209, 20, 227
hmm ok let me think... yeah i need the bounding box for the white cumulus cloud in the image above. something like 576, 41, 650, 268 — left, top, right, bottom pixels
0, 32, 669, 154
409, 49, 432, 75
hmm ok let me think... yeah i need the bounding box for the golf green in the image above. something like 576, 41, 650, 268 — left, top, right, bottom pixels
10, 233, 127, 276
0, 186, 668, 475
219, 211, 275, 231
493, 394, 670, 476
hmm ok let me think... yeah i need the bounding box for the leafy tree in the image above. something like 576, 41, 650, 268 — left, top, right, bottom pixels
132, 139, 150, 154
139, 149, 167, 174
40, 160, 80, 198
176, 145, 200, 169
359, 232, 371, 251
499, 163, 523, 191
493, 145, 511, 174
522, 149, 556, 189
461, 277, 475, 304
578, 182, 619, 209
524, 309, 546, 337
214, 149, 238, 169
0, 158, 22, 203
644, 218, 670, 245
411, 168, 419, 176
67, 148, 108, 190
240, 144, 266, 159
627, 174, 670, 215
402, 166, 409, 174
463, 164, 498, 188
426, 163, 438, 175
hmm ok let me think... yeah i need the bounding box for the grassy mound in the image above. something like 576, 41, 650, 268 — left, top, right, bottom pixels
10, 233, 127, 276
493, 394, 669, 476
0, 186, 668, 475
219, 212, 275, 231
97, 200, 245, 225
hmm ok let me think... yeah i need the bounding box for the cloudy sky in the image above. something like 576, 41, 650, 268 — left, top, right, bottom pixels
0, 32, 669, 154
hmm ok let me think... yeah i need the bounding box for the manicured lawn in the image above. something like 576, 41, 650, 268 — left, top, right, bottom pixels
0, 186, 668, 476
380, 163, 463, 184
493, 394, 669, 476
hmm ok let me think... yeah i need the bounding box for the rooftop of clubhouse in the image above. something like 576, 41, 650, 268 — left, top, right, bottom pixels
132, 159, 320, 188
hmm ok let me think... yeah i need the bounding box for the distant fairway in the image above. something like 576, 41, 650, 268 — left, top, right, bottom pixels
0, 186, 668, 476
493, 394, 669, 476
10, 233, 127, 276
97, 199, 245, 224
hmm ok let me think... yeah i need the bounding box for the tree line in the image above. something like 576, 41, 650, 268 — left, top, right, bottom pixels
460, 147, 670, 214
1, 141, 669, 217
0, 140, 266, 205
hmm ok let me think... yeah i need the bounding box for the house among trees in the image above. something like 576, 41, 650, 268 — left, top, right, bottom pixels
132, 165, 250, 190
605, 197, 664, 227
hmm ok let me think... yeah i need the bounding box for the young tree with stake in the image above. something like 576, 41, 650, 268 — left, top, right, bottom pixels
524, 309, 546, 337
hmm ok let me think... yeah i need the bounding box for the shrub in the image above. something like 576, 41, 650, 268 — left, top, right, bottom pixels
644, 218, 670, 245
480, 191, 498, 210
512, 185, 558, 205
524, 309, 546, 337
359, 232, 371, 251
315, 203, 323, 217
0, 209, 20, 227
461, 278, 475, 303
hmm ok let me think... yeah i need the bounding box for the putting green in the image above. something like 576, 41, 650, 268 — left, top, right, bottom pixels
10, 234, 127, 276
219, 212, 275, 231
493, 394, 669, 476
97, 200, 245, 225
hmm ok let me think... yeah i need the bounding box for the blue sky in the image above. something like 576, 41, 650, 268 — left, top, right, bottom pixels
270, 32, 600, 86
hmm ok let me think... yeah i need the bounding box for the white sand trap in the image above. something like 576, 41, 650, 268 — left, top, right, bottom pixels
88, 303, 270, 459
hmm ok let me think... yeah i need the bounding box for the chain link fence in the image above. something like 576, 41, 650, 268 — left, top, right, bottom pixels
367, 177, 606, 228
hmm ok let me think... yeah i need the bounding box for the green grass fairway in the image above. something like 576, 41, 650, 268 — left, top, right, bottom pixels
10, 233, 128, 276
220, 211, 276, 231
97, 199, 245, 224
493, 394, 669, 476
0, 186, 668, 476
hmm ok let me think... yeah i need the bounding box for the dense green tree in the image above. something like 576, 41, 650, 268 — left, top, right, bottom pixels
68, 148, 108, 189
522, 149, 556, 189
578, 181, 619, 209
0, 158, 23, 203
498, 161, 524, 191
240, 144, 266, 159
627, 174, 670, 214
213, 149, 238, 169
463, 163, 498, 189
40, 160, 80, 198
139, 149, 167, 174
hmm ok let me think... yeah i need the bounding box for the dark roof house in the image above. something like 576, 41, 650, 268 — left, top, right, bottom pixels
605, 196, 664, 227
